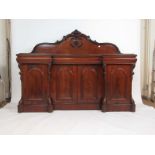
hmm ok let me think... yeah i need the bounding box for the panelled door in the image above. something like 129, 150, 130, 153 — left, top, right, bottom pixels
50, 65, 77, 105
77, 65, 104, 105
106, 64, 131, 105
51, 64, 104, 110
22, 64, 49, 104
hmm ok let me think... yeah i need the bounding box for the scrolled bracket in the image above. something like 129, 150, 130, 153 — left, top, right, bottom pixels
18, 64, 23, 81
131, 64, 136, 80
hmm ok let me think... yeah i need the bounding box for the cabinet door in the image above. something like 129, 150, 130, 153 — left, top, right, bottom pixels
22, 64, 49, 104
106, 65, 131, 104
77, 65, 104, 104
51, 65, 77, 104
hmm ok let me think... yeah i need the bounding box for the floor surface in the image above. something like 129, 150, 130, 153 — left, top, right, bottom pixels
0, 103, 155, 134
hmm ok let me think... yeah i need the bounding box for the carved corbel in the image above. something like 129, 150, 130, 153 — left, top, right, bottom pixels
131, 64, 136, 80
18, 64, 23, 81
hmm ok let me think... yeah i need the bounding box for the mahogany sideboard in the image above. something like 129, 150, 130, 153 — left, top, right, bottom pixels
16, 30, 137, 112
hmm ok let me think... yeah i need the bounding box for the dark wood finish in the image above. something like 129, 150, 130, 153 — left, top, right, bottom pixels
51, 65, 77, 105
77, 65, 104, 105
17, 30, 137, 112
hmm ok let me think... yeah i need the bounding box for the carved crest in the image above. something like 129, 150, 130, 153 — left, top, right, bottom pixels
32, 30, 120, 54
55, 29, 90, 46
70, 37, 83, 48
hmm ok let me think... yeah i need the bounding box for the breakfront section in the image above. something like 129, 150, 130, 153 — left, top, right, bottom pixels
16, 30, 137, 113
17, 55, 54, 112
101, 56, 136, 112
50, 63, 104, 110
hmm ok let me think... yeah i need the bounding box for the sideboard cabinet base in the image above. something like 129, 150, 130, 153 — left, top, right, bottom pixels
17, 30, 137, 113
